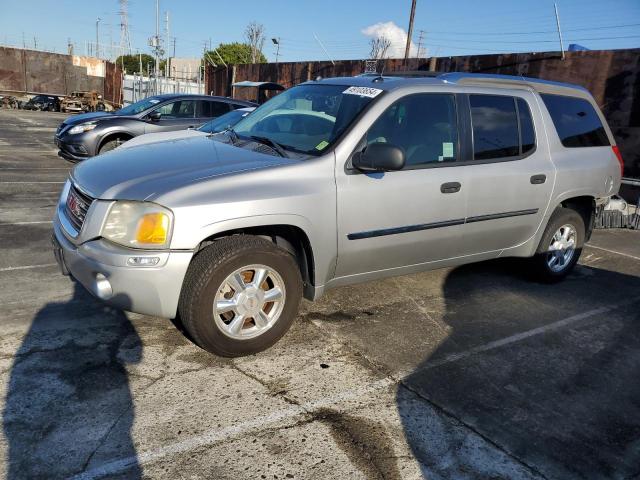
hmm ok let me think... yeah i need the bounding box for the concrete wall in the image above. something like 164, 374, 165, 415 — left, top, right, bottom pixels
207, 49, 640, 179
0, 47, 122, 104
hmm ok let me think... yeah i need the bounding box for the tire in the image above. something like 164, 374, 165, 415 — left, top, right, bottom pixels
530, 207, 585, 282
178, 235, 303, 357
98, 138, 125, 154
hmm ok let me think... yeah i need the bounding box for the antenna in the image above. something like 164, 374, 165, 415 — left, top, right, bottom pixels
118, 0, 131, 57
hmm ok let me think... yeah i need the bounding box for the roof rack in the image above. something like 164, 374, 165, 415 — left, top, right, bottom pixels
361, 71, 587, 94
381, 71, 444, 78
438, 72, 588, 93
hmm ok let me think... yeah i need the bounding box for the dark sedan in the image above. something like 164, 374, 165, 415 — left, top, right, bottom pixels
54, 94, 256, 161
23, 94, 61, 111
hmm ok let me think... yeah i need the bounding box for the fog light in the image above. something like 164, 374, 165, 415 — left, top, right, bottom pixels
94, 273, 113, 299
127, 256, 160, 266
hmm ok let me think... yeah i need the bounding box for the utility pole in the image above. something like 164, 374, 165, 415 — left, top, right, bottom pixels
416, 30, 425, 58
96, 17, 101, 58
404, 0, 417, 63
165, 11, 170, 77
554, 3, 565, 60
33, 36, 37, 50
155, 0, 160, 81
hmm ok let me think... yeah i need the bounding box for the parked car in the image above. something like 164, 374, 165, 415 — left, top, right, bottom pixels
60, 91, 105, 113
23, 94, 61, 112
54, 94, 256, 161
52, 72, 622, 357
0, 95, 20, 109
118, 107, 255, 150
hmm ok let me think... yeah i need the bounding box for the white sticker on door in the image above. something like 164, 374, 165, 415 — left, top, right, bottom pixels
442, 142, 454, 158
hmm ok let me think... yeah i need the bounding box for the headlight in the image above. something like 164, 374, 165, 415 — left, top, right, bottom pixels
101, 201, 173, 249
68, 123, 97, 135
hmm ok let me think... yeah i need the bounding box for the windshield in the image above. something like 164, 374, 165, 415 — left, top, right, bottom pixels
198, 109, 252, 133
116, 97, 163, 116
231, 84, 381, 155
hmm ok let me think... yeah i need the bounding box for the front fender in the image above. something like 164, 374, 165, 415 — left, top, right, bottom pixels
173, 213, 335, 289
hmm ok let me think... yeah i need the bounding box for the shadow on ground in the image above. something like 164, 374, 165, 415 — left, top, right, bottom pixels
3, 282, 142, 479
398, 259, 640, 479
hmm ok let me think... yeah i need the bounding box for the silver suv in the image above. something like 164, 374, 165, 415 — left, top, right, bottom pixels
52, 72, 623, 356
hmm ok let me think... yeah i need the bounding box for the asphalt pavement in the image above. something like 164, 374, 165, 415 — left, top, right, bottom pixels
0, 108, 639, 480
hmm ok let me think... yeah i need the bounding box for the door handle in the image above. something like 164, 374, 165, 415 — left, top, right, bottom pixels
441, 182, 461, 194
530, 174, 546, 185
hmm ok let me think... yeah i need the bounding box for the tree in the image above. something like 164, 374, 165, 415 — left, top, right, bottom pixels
369, 36, 392, 60
244, 21, 266, 64
115, 54, 155, 75
204, 42, 266, 66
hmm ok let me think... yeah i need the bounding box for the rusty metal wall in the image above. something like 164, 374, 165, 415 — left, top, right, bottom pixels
207, 49, 639, 179
0, 46, 122, 104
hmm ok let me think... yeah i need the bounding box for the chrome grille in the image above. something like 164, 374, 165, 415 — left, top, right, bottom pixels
65, 184, 93, 232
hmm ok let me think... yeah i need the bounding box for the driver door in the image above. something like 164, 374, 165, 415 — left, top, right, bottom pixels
144, 99, 197, 133
335, 93, 468, 278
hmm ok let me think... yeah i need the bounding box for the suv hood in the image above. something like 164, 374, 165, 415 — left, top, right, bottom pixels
71, 136, 295, 201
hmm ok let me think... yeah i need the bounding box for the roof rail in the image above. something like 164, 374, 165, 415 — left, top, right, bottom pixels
437, 72, 589, 93
381, 71, 444, 78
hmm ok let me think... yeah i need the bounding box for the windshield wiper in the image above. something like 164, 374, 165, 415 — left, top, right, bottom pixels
225, 127, 240, 144
249, 135, 289, 158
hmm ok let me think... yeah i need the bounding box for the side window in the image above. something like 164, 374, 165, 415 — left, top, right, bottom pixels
157, 100, 196, 119
517, 98, 536, 154
540, 94, 609, 147
470, 95, 519, 160
232, 103, 249, 110
365, 94, 458, 168
198, 100, 230, 118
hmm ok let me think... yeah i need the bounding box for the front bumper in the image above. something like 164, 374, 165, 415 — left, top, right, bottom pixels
55, 135, 91, 162
52, 215, 193, 318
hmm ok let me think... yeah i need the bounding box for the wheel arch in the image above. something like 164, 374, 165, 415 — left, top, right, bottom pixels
194, 223, 316, 300
558, 195, 596, 241
97, 130, 135, 153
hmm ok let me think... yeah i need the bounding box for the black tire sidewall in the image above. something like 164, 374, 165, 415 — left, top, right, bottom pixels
534, 208, 585, 281
184, 240, 302, 356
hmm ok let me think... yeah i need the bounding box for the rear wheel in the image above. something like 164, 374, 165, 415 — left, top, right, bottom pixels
530, 207, 585, 282
178, 236, 303, 357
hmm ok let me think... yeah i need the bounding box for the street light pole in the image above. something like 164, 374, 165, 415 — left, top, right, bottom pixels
96, 17, 101, 58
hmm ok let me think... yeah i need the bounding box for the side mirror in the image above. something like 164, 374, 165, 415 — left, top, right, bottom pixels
352, 143, 405, 172
148, 111, 161, 122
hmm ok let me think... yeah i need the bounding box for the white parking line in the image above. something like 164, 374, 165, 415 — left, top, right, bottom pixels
0, 263, 57, 272
72, 295, 640, 480
586, 243, 640, 262
0, 181, 64, 184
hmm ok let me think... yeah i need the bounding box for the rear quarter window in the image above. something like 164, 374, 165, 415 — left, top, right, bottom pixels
540, 94, 609, 147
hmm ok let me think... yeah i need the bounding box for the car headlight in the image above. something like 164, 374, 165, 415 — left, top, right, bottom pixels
68, 123, 97, 135
101, 201, 174, 249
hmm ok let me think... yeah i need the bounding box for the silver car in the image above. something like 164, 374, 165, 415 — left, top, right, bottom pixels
52, 72, 623, 356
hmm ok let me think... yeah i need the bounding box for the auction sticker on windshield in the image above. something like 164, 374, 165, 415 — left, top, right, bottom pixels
342, 86, 383, 98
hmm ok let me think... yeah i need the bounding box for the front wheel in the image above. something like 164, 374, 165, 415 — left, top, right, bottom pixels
530, 207, 585, 282
178, 236, 303, 357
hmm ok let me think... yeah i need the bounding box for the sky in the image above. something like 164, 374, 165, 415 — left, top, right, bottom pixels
1, 0, 639, 62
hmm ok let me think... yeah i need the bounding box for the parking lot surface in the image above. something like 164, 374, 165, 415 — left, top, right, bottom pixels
0, 109, 639, 480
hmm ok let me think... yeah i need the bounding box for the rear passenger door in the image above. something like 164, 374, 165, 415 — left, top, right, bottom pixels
461, 91, 554, 254
196, 100, 231, 126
